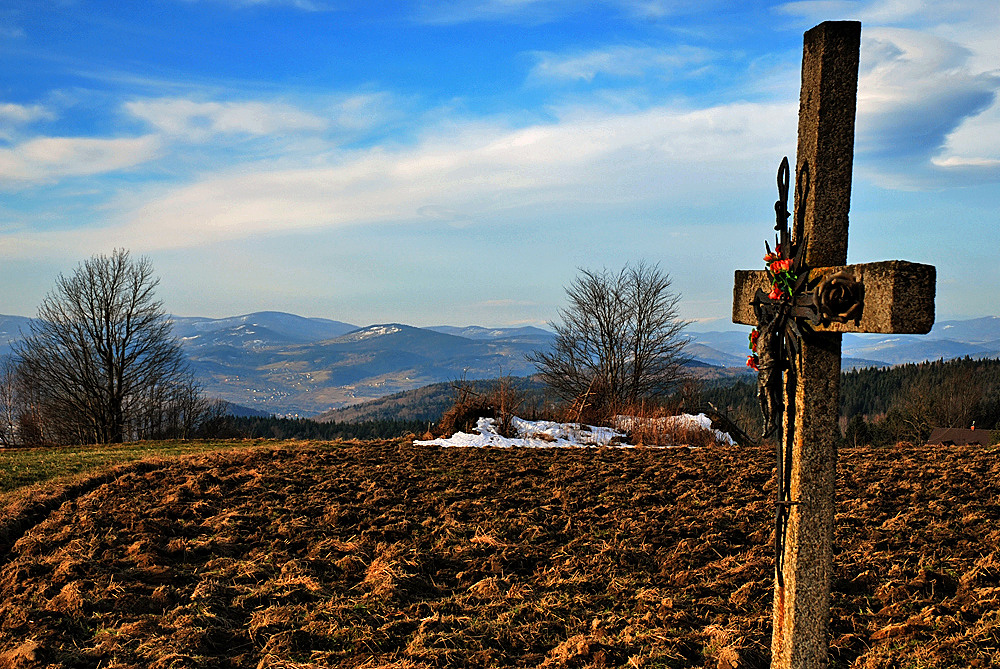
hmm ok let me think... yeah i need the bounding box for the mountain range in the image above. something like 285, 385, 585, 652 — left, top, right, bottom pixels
687, 316, 1000, 368
3, 312, 1000, 418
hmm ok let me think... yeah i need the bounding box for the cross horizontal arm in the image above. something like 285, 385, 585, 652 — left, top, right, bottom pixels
733, 260, 935, 334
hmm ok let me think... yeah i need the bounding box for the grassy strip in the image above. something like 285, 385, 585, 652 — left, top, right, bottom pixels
0, 439, 276, 495
0, 439, 301, 556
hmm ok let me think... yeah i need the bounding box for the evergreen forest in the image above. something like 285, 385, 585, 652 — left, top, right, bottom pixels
191, 357, 1000, 446
695, 357, 1000, 446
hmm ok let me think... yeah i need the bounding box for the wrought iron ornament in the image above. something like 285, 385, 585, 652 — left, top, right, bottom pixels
747, 157, 865, 587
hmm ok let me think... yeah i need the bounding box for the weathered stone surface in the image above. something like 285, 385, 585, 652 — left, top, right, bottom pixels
794, 21, 860, 269
731, 20, 936, 669
776, 334, 840, 668
732, 260, 936, 334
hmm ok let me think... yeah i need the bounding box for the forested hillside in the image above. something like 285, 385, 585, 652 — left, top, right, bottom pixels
316, 377, 550, 424
225, 416, 428, 441
696, 357, 1000, 445
225, 358, 1000, 445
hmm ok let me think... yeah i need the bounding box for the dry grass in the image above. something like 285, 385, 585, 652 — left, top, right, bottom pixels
0, 439, 996, 668
615, 406, 728, 448
437, 376, 527, 438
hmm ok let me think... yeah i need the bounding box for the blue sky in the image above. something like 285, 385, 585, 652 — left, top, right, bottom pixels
1, 0, 999, 330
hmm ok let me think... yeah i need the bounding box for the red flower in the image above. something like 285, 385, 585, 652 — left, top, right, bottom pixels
747, 355, 759, 371
769, 258, 793, 273
768, 285, 784, 301
749, 329, 759, 351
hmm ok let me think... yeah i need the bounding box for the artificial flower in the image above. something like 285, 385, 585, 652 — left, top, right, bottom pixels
769, 258, 794, 273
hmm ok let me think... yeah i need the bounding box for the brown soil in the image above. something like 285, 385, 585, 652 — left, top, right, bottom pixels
0, 440, 997, 668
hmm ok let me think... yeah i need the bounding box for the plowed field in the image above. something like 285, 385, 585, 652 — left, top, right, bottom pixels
0, 440, 997, 668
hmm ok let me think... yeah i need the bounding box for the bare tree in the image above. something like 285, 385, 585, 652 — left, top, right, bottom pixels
15, 249, 197, 444
529, 261, 690, 421
0, 358, 19, 447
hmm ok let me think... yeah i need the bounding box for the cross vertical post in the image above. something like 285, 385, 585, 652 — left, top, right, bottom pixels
733, 20, 934, 668
773, 21, 860, 669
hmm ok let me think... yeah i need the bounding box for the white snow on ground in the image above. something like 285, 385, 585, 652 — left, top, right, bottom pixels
414, 413, 732, 448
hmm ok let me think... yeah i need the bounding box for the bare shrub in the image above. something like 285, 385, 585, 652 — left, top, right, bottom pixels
436, 374, 527, 438
489, 373, 526, 438
437, 378, 493, 437
616, 405, 729, 448
561, 377, 614, 426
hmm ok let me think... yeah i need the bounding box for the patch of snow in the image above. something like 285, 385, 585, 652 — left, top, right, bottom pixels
352, 325, 403, 340
415, 413, 728, 449
414, 417, 623, 448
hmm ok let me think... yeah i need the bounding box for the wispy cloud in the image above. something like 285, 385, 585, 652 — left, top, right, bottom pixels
0, 20, 25, 40
181, 0, 334, 10
778, 0, 934, 24
530, 44, 714, 82
416, 0, 704, 24
856, 27, 1000, 184
0, 103, 51, 125
23, 99, 793, 253
0, 103, 55, 140
124, 98, 328, 140
416, 0, 569, 24
475, 299, 539, 307
0, 135, 161, 184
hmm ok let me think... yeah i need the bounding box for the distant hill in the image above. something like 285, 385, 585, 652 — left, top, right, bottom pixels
426, 325, 556, 345
317, 362, 746, 425
315, 380, 457, 424
315, 376, 550, 425
691, 316, 1000, 369
6, 310, 1000, 418
170, 311, 358, 348
224, 402, 272, 418
174, 317, 547, 416
0, 315, 33, 357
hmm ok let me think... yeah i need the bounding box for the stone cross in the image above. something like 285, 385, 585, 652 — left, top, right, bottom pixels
731, 21, 936, 668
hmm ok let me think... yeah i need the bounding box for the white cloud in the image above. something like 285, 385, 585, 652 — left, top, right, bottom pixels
184, 0, 332, 10
0, 103, 52, 125
326, 93, 402, 133
935, 102, 1000, 168
778, 0, 935, 24
0, 103, 55, 140
415, 0, 703, 24
38, 100, 794, 252
855, 27, 1000, 183
0, 135, 161, 183
777, 1, 1000, 185
124, 98, 328, 140
417, 0, 564, 24
530, 44, 713, 82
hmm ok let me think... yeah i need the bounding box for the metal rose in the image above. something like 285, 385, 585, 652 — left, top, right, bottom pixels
815, 271, 863, 324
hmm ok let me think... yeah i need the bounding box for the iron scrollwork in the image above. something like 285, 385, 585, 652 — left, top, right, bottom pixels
747, 157, 865, 587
